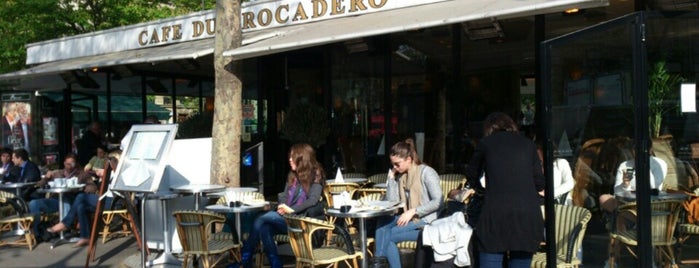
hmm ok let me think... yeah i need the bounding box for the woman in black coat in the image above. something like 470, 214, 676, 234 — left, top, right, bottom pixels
465, 112, 545, 268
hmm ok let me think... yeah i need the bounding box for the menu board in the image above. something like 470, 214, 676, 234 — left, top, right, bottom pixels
111, 124, 178, 193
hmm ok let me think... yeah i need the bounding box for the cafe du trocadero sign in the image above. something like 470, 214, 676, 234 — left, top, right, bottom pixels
26, 0, 448, 64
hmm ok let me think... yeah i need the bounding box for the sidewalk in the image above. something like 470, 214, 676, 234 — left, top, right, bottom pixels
0, 236, 140, 268
1, 229, 698, 267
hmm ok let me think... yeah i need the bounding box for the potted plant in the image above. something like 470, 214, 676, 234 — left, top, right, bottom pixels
280, 101, 330, 148
648, 61, 683, 138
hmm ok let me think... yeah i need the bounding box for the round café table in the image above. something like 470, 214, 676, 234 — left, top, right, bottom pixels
207, 187, 258, 198
616, 191, 689, 203
327, 178, 368, 184
37, 185, 84, 249
205, 201, 268, 243
326, 204, 400, 268
144, 192, 181, 267
170, 184, 225, 210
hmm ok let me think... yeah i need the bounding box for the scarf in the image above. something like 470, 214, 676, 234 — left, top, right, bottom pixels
398, 164, 423, 211
286, 178, 308, 206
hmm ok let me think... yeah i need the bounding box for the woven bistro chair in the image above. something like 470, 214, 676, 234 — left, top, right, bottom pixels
677, 190, 699, 264
439, 174, 467, 203
173, 210, 240, 268
530, 204, 592, 268
284, 214, 361, 268
0, 190, 35, 251
366, 173, 388, 186
607, 199, 684, 268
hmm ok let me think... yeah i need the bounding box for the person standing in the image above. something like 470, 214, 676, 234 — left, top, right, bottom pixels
235, 143, 326, 268
465, 112, 545, 268
373, 138, 443, 268
77, 121, 105, 167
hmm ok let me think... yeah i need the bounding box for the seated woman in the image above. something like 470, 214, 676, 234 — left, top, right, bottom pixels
236, 143, 325, 268
373, 138, 443, 268
46, 150, 119, 247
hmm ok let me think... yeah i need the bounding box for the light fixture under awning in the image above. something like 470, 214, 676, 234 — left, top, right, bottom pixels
224, 0, 609, 60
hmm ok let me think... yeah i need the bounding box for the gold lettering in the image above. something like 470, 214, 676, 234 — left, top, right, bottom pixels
292, 2, 309, 21
205, 18, 215, 35
312, 0, 327, 18
258, 8, 272, 26
349, 0, 368, 12
172, 24, 183, 40
161, 26, 171, 42
368, 0, 387, 8
149, 29, 160, 44
242, 12, 256, 29
275, 4, 289, 24
192, 21, 204, 37
138, 30, 148, 46
330, 0, 344, 15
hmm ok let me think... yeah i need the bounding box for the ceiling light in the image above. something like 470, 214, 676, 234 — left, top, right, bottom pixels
564, 8, 580, 14
463, 19, 505, 41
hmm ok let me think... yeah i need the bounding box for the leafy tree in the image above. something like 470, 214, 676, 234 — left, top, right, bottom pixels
0, 0, 215, 73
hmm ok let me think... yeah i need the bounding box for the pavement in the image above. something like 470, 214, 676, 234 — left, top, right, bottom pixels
0, 215, 698, 268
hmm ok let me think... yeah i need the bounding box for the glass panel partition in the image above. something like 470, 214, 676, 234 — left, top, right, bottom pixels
542, 14, 640, 267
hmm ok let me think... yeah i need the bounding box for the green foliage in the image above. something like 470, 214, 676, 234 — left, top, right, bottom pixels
648, 61, 684, 137
280, 101, 330, 148
176, 111, 213, 139
0, 0, 210, 73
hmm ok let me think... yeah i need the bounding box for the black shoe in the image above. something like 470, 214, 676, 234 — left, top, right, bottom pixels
369, 256, 389, 268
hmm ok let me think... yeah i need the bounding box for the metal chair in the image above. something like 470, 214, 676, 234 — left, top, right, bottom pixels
367, 173, 388, 185
173, 210, 240, 268
530, 204, 592, 268
284, 214, 361, 268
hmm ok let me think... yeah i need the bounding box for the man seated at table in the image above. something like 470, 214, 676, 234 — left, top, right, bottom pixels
27, 153, 96, 242
11, 148, 41, 184
0, 148, 19, 184
45, 150, 119, 247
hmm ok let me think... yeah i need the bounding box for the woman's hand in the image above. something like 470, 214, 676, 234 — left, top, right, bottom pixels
397, 208, 416, 226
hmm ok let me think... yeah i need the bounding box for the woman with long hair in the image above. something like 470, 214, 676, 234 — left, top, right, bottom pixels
372, 138, 443, 268
236, 143, 325, 268
465, 112, 545, 268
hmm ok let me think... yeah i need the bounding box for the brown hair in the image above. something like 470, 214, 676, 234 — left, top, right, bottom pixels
483, 112, 518, 137
287, 143, 325, 193
389, 138, 421, 165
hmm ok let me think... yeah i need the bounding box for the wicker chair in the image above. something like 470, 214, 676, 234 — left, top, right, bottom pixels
607, 199, 683, 268
367, 173, 388, 186
530, 205, 592, 268
0, 190, 35, 250
284, 214, 361, 268
439, 174, 467, 203
173, 210, 240, 268
677, 222, 699, 264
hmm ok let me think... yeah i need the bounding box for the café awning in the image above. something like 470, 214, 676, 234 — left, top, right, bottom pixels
0, 38, 214, 80
224, 0, 609, 60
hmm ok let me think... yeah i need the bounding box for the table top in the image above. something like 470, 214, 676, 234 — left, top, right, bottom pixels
326, 204, 400, 219
327, 178, 367, 184
208, 187, 259, 196
171, 184, 226, 194
206, 202, 268, 213
38, 185, 84, 194
145, 191, 180, 200
616, 191, 689, 203
0, 182, 36, 189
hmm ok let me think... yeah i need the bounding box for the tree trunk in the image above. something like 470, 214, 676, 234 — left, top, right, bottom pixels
211, 0, 242, 187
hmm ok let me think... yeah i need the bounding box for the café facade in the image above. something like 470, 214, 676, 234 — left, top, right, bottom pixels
2, 0, 699, 266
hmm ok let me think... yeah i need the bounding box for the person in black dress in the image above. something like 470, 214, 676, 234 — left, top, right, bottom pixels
465, 112, 545, 268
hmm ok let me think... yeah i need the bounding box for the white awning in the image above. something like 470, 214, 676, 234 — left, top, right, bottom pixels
0, 38, 214, 80
224, 0, 609, 59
